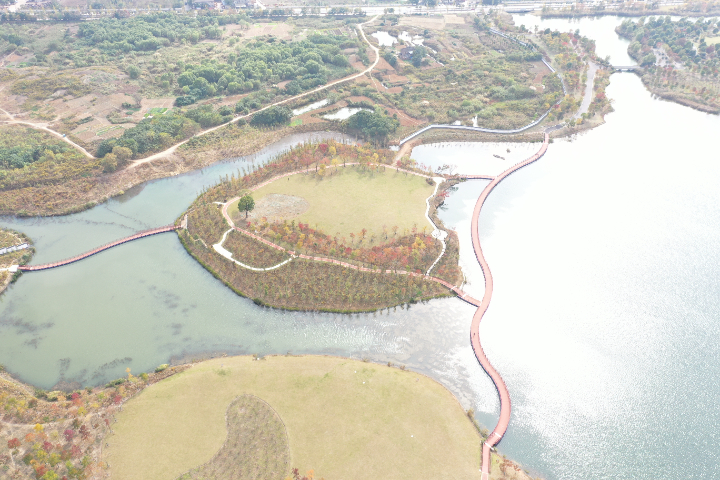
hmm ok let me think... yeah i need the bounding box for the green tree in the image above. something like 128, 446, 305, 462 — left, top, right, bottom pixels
410, 46, 427, 67
237, 194, 255, 218
382, 51, 397, 67
112, 146, 133, 166
101, 153, 118, 173
250, 106, 292, 126
127, 65, 141, 79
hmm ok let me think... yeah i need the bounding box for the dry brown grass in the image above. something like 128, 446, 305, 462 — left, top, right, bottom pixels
176, 394, 290, 480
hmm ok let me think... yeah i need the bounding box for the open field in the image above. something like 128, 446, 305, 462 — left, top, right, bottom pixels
104, 355, 483, 480
229, 166, 434, 238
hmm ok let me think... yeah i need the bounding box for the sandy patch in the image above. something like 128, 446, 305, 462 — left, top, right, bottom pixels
529, 60, 551, 84
400, 16, 445, 30
249, 193, 309, 221
444, 14, 466, 25
375, 57, 395, 72
239, 23, 292, 40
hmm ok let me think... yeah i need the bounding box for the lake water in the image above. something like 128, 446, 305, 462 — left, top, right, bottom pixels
322, 107, 369, 120
1, 16, 720, 480
292, 99, 329, 116
371, 31, 396, 46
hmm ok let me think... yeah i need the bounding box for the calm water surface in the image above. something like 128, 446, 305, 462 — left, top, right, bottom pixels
1, 17, 719, 480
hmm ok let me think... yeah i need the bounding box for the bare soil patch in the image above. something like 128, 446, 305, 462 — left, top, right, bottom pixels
529, 60, 551, 84
246, 193, 309, 222
399, 16, 445, 30
375, 57, 396, 72
444, 14, 466, 25
238, 23, 293, 40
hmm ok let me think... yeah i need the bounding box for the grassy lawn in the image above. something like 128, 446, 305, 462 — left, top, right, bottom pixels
105, 355, 482, 480
230, 167, 435, 238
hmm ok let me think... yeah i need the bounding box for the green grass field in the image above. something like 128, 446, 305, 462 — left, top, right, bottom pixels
230, 166, 435, 238
105, 356, 482, 480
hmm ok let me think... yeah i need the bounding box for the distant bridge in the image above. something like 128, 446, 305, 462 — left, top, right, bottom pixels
613, 65, 643, 72
19, 225, 180, 272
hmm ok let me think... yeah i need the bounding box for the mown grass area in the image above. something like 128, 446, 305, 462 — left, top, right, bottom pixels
105, 355, 482, 480
230, 166, 434, 239
177, 394, 290, 480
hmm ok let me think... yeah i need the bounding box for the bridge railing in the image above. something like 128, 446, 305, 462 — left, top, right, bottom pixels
20, 225, 178, 271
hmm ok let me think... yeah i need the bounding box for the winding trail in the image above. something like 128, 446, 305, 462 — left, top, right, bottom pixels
216, 165, 483, 307
469, 134, 549, 479
0, 103, 95, 159
129, 16, 381, 169
0, 17, 382, 165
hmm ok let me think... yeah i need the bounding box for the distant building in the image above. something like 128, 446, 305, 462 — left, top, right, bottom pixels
399, 47, 415, 61
193, 0, 215, 9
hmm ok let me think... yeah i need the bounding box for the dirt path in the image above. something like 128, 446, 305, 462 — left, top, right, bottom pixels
129, 16, 382, 169
0, 16, 381, 167
0, 102, 95, 158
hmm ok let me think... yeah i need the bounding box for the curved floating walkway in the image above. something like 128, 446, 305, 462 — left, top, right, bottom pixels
468, 134, 549, 480
19, 225, 180, 272
213, 135, 549, 479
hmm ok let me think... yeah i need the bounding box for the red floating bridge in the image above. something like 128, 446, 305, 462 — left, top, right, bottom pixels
19, 225, 180, 272
469, 134, 549, 480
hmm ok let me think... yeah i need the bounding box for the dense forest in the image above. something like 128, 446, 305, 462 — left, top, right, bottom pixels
76, 13, 244, 53
617, 16, 720, 71
174, 33, 356, 104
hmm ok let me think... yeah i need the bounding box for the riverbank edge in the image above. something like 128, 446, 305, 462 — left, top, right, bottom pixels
614, 27, 720, 115
2, 107, 607, 219
177, 141, 466, 313
177, 227, 456, 315
0, 228, 34, 296
538, 9, 720, 19
0, 354, 539, 480
0, 122, 338, 218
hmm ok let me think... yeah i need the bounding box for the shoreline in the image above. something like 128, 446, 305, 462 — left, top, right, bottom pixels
537, 9, 720, 19
178, 143, 466, 314
0, 114, 604, 218
0, 353, 540, 480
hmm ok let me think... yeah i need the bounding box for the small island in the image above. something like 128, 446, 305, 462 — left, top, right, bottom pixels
179, 140, 462, 313
616, 16, 720, 113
